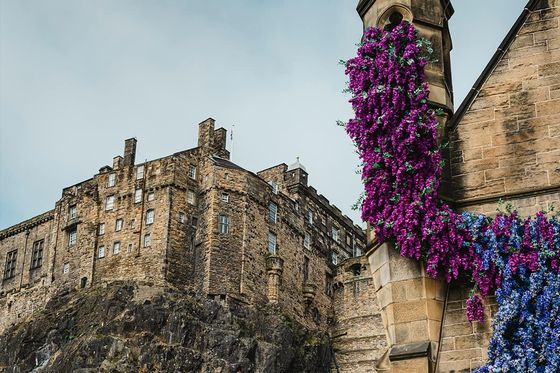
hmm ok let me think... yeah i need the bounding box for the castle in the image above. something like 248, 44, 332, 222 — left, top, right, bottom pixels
1, 0, 559, 372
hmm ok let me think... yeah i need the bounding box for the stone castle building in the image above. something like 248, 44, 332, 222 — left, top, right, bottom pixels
1, 0, 559, 372
0, 118, 367, 335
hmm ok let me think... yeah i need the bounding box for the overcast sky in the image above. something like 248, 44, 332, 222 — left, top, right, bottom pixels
0, 0, 527, 229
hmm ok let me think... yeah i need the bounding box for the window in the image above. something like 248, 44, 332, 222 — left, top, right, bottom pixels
146, 209, 155, 225
105, 195, 115, 211
98, 246, 105, 258
115, 218, 123, 232
136, 165, 144, 180
113, 241, 121, 255
221, 192, 229, 203
353, 242, 363, 258
224, 173, 230, 181
179, 212, 186, 223
268, 232, 277, 254
269, 202, 278, 224
107, 173, 116, 187
188, 165, 197, 179
98, 223, 105, 236
63, 263, 70, 274
268, 181, 278, 194
147, 191, 155, 201
3, 250, 17, 279
143, 234, 151, 247
187, 190, 196, 205
307, 210, 313, 225
331, 252, 338, 265
30, 240, 44, 269
218, 215, 230, 234
68, 228, 77, 247
325, 273, 334, 297
191, 216, 199, 228
134, 189, 142, 203
332, 227, 339, 243
68, 205, 77, 220
303, 256, 309, 282
304, 233, 311, 250
346, 234, 352, 247
128, 243, 133, 253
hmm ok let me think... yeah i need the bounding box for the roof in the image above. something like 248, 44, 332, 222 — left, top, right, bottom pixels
287, 157, 307, 173
449, 0, 542, 129
209, 155, 245, 170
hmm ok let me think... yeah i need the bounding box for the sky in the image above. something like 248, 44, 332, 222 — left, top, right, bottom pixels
0, 0, 528, 229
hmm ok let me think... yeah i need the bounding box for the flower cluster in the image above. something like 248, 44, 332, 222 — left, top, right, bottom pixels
343, 21, 560, 372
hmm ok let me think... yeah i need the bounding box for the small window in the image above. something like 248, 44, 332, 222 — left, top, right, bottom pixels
30, 240, 44, 269
107, 173, 116, 187
187, 190, 196, 205
218, 215, 230, 234
307, 210, 313, 225
136, 165, 145, 180
191, 216, 199, 228
98, 246, 106, 258
268, 181, 278, 194
105, 195, 115, 211
303, 256, 310, 282
146, 209, 155, 225
331, 252, 338, 265
115, 218, 124, 231
3, 250, 17, 279
268, 232, 277, 255
143, 234, 151, 247
80, 277, 87, 288
147, 192, 155, 202
98, 223, 105, 236
353, 242, 363, 258
68, 205, 77, 220
332, 227, 339, 243
304, 233, 311, 250
188, 165, 197, 179
63, 262, 70, 274
220, 192, 229, 203
179, 212, 186, 223
224, 173, 230, 181
325, 273, 334, 297
68, 228, 77, 247
134, 189, 142, 203
269, 202, 278, 224
346, 234, 352, 246
128, 243, 133, 253
113, 241, 121, 255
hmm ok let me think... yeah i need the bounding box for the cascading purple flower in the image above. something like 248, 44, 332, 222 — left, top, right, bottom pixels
343, 22, 560, 372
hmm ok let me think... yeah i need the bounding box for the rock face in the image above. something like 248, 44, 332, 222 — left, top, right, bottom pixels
0, 282, 332, 373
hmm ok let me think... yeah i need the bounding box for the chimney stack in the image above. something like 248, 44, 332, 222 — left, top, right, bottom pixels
124, 138, 137, 167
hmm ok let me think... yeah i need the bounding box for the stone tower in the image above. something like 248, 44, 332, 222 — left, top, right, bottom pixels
357, 0, 454, 371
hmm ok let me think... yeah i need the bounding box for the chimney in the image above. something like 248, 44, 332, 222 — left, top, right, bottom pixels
198, 118, 215, 150
124, 138, 137, 167
113, 156, 123, 170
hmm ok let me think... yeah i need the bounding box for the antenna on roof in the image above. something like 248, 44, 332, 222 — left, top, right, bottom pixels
230, 124, 235, 160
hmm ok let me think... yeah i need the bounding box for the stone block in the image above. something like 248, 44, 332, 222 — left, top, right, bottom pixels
393, 300, 428, 324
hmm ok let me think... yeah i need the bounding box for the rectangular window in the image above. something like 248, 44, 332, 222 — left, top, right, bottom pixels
268, 181, 278, 194
353, 242, 362, 258
68, 228, 77, 247
268, 232, 277, 254
134, 189, 142, 203
218, 215, 230, 234
187, 190, 196, 205
269, 202, 278, 224
332, 227, 339, 243
143, 234, 151, 247
346, 234, 352, 246
98, 223, 105, 236
105, 195, 115, 211
191, 216, 199, 228
220, 192, 229, 203
63, 262, 70, 274
113, 241, 121, 255
179, 212, 186, 223
107, 173, 116, 187
68, 205, 77, 220
325, 273, 334, 297
136, 165, 145, 180
147, 191, 155, 201
115, 218, 123, 232
98, 246, 105, 258
146, 209, 155, 225
30, 240, 44, 269
304, 233, 311, 250
128, 243, 133, 253
188, 165, 197, 179
3, 250, 17, 279
303, 256, 309, 282
307, 210, 313, 225
331, 252, 338, 265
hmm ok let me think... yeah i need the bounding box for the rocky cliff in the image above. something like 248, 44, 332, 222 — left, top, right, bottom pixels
0, 282, 332, 373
